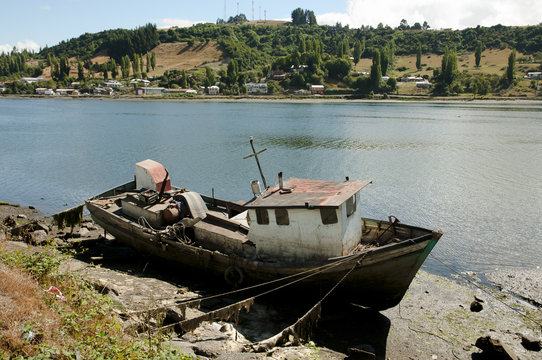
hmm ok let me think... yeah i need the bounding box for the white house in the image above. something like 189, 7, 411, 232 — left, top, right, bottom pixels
93, 87, 114, 96
104, 80, 123, 88
404, 76, 424, 82
246, 83, 268, 95
136, 87, 164, 96
130, 79, 151, 85
524, 72, 542, 80
56, 89, 78, 96
35, 88, 55, 95
416, 81, 431, 89
163, 88, 197, 95
20, 77, 45, 84
208, 85, 220, 95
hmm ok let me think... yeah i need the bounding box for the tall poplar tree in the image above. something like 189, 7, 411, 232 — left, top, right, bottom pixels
353, 40, 362, 65
505, 49, 516, 87
110, 58, 118, 79
77, 61, 84, 80
370, 49, 382, 91
416, 43, 422, 70
151, 51, 156, 70
475, 41, 482, 67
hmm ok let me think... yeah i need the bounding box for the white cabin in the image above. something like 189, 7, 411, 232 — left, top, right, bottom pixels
244, 177, 371, 262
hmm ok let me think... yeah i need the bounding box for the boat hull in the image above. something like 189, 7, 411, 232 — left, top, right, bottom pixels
86, 200, 439, 310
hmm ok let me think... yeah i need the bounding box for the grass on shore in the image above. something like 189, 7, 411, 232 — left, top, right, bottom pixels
0, 241, 194, 359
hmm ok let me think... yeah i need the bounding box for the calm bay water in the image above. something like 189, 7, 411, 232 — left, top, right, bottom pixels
1, 98, 541, 275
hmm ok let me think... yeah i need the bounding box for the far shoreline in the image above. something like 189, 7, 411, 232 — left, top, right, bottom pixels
1, 93, 542, 105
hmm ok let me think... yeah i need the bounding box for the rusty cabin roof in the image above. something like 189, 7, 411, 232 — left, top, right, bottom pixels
245, 178, 372, 209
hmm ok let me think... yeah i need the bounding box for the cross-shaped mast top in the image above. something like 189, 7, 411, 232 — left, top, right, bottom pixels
243, 136, 268, 189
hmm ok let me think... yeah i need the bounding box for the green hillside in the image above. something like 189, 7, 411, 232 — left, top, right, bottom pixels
1, 13, 542, 98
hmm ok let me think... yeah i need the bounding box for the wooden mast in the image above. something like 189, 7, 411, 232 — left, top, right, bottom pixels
243, 136, 268, 189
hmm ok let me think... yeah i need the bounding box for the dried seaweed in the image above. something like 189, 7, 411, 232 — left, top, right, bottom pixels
179, 297, 254, 333
251, 301, 321, 352
175, 299, 201, 320
53, 205, 84, 231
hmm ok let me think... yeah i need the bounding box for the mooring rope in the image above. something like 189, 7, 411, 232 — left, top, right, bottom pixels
127, 250, 366, 317
250, 252, 368, 352
148, 251, 368, 333
154, 252, 368, 332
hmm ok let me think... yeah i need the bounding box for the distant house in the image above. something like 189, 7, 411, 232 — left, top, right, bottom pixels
246, 83, 268, 95
382, 76, 390, 82
416, 81, 431, 89
290, 65, 309, 73
130, 78, 151, 86
35, 88, 55, 95
136, 87, 164, 96
93, 87, 114, 96
403, 76, 424, 82
524, 72, 542, 80
0, 87, 5, 94
163, 88, 197, 95
294, 89, 309, 95
311, 85, 324, 95
20, 77, 45, 84
270, 70, 286, 80
208, 85, 220, 95
56, 89, 78, 96
104, 80, 123, 88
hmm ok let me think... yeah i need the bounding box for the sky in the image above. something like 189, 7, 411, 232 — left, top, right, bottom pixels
1, 0, 541, 53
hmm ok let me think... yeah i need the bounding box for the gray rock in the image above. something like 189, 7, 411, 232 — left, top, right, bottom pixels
164, 339, 196, 357
475, 336, 517, 360
36, 222, 49, 233
83, 223, 98, 231
487, 269, 542, 306
30, 230, 48, 245
2, 241, 28, 251
192, 340, 227, 358
17, 214, 27, 219
521, 334, 541, 351
78, 227, 90, 237
214, 353, 264, 360
0, 226, 6, 241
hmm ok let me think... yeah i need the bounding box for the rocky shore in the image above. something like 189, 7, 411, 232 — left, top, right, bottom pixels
1, 203, 541, 359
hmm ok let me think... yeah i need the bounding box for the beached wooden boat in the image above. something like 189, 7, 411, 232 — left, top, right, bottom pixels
85, 159, 442, 310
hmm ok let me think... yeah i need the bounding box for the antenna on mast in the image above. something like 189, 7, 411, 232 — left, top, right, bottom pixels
224, 0, 226, 22
252, 0, 254, 21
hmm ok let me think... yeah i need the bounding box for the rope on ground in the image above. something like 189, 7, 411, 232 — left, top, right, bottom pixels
429, 253, 542, 330
126, 250, 366, 317
250, 252, 368, 352
151, 251, 368, 335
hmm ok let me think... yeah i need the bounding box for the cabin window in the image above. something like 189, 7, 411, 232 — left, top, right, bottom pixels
320, 208, 338, 225
346, 194, 357, 217
255, 209, 269, 225
275, 209, 289, 225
